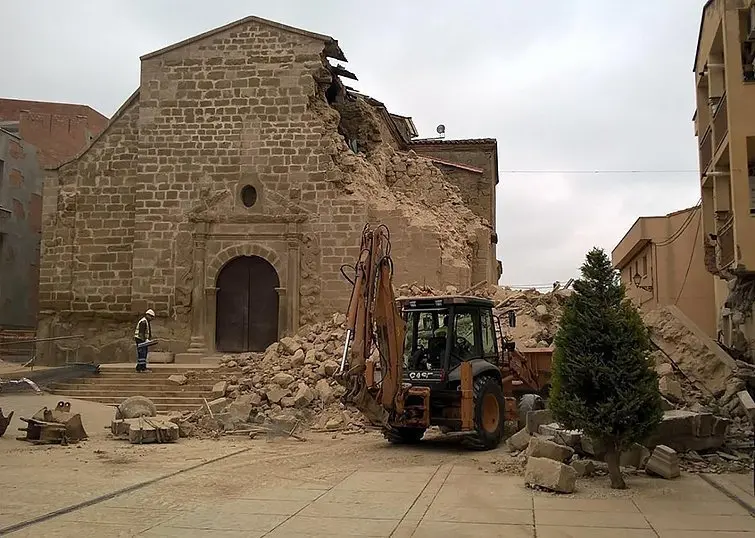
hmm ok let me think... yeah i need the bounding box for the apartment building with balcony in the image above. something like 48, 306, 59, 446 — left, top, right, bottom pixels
694, 0, 755, 360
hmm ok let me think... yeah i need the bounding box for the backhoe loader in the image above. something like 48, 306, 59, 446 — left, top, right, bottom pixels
336, 223, 525, 450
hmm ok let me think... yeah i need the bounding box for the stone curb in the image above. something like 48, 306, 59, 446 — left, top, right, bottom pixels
698, 473, 755, 516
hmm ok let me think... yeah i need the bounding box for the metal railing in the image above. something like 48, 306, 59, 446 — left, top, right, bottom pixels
713, 92, 728, 151
718, 218, 735, 268
0, 335, 84, 369
700, 126, 713, 173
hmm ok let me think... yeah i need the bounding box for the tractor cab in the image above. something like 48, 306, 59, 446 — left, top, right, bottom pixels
397, 296, 516, 388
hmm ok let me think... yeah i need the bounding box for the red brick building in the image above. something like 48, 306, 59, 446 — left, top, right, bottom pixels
0, 99, 108, 168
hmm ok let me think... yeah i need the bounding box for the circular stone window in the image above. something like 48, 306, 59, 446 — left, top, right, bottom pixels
240, 185, 258, 208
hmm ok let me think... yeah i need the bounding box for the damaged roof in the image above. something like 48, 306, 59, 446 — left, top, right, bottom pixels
141, 15, 347, 62
411, 138, 497, 146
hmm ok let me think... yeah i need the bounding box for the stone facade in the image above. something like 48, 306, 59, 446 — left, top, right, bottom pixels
37, 16, 501, 364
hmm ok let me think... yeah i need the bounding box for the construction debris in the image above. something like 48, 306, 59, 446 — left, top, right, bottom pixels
17, 401, 88, 445
0, 408, 13, 437
525, 436, 574, 463
645, 445, 681, 479
525, 456, 577, 493
116, 396, 157, 419
111, 416, 179, 444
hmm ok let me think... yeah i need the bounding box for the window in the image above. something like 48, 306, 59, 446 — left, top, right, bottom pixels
749, 167, 755, 215
641, 255, 648, 276
452, 311, 479, 361
480, 309, 496, 357
240, 185, 257, 208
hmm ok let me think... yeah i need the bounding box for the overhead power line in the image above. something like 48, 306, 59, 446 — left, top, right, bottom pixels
499, 169, 698, 175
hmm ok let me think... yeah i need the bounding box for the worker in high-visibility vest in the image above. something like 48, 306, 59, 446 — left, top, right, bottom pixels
134, 309, 155, 372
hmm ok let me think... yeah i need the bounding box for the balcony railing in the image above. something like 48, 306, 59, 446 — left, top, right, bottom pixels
713, 93, 728, 150
700, 126, 713, 173
718, 218, 735, 268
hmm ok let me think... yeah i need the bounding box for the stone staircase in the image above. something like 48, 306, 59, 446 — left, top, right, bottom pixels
47, 365, 221, 413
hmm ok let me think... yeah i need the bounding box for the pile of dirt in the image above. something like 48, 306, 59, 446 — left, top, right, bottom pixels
183, 313, 371, 437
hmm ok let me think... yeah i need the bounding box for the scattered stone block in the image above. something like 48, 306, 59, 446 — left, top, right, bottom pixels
281, 396, 296, 408
127, 417, 179, 444
112, 416, 180, 444
526, 409, 553, 434
655, 363, 673, 377
177, 420, 195, 438
645, 410, 729, 452
265, 386, 290, 404
316, 379, 335, 404
211, 381, 228, 398
659, 377, 683, 402
207, 397, 229, 414
525, 456, 576, 493
291, 349, 306, 367
167, 374, 187, 386
737, 390, 755, 423
571, 459, 596, 477
645, 445, 680, 479
526, 436, 574, 463
272, 373, 295, 387
279, 337, 301, 355
227, 394, 256, 422
293, 384, 315, 408
117, 396, 157, 419
538, 423, 582, 448
620, 443, 651, 469
323, 361, 340, 377
506, 427, 531, 452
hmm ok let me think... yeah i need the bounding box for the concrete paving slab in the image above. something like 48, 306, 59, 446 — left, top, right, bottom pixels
658, 530, 755, 538
537, 510, 651, 529
332, 471, 428, 493
161, 511, 286, 532
9, 520, 154, 537
644, 513, 755, 532
633, 498, 751, 516
214, 499, 310, 516
533, 497, 640, 513
230, 487, 326, 502
411, 520, 534, 537
536, 528, 658, 538
402, 465, 451, 521
267, 515, 399, 536
423, 504, 533, 525
298, 499, 413, 519
315, 489, 419, 506
139, 527, 256, 537
432, 486, 533, 510
52, 506, 176, 527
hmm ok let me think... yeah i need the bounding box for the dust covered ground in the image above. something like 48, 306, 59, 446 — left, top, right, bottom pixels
2, 397, 755, 536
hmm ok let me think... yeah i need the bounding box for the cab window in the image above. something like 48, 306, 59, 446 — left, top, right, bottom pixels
452, 310, 479, 361
480, 309, 496, 357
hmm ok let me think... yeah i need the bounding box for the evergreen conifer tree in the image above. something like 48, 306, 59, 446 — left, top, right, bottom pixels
549, 247, 663, 489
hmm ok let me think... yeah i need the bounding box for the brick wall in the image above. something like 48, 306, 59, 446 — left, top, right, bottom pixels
0, 99, 109, 167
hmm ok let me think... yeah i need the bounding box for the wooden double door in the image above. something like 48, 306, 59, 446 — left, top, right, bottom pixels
215, 255, 279, 352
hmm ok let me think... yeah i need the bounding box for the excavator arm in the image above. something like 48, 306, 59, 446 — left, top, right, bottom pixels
336, 224, 405, 427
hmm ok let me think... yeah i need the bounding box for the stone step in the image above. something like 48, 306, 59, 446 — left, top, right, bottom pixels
49, 382, 216, 391
50, 389, 212, 398
57, 394, 206, 406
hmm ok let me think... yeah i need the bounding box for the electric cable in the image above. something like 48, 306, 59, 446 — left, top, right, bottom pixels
499, 169, 698, 175
674, 211, 702, 306
655, 201, 702, 246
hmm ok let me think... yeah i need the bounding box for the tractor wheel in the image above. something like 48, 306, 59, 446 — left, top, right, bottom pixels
464, 376, 506, 450
382, 426, 426, 444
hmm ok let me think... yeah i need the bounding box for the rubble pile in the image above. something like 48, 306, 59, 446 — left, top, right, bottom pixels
397, 282, 569, 348
182, 313, 372, 436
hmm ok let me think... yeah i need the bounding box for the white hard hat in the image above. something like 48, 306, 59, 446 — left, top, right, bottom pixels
145, 309, 155, 317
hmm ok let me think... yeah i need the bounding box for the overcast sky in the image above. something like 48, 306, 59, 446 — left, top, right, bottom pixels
1, 0, 706, 288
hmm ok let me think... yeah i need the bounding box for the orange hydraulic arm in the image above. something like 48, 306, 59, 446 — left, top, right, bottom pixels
336, 224, 406, 427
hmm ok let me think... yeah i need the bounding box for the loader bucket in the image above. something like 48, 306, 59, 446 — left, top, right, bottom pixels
19, 401, 88, 444
0, 409, 13, 437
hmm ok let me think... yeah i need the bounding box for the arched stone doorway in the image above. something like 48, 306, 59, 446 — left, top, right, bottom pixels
215, 255, 280, 352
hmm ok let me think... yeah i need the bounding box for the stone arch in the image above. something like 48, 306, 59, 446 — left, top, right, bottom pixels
206, 243, 285, 289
